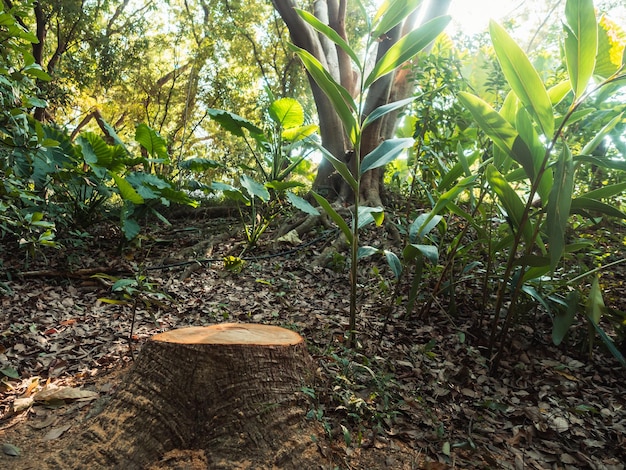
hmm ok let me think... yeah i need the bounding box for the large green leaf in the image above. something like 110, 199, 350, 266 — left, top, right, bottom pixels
383, 250, 402, 279
207, 109, 263, 138
315, 144, 357, 190
485, 164, 534, 245
364, 16, 451, 89
295, 9, 361, 68
290, 44, 358, 144
553, 291, 580, 346
135, 124, 169, 161
360, 138, 413, 174
458, 92, 533, 173
240, 174, 270, 202
403, 243, 438, 264
490, 21, 554, 137
564, 0, 597, 97
282, 124, 318, 142
286, 191, 320, 216
269, 98, 304, 129
581, 182, 626, 200
547, 146, 574, 270
515, 108, 552, 202
581, 113, 623, 155
110, 172, 144, 205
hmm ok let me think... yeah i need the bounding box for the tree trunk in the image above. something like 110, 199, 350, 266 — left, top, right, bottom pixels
47, 323, 321, 470
272, 0, 452, 205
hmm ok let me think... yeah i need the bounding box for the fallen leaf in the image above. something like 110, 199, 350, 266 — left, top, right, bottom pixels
13, 396, 34, 412
1, 442, 20, 456
42, 424, 72, 441
33, 386, 99, 403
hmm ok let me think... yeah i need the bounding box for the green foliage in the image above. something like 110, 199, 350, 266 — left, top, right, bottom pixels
205, 97, 319, 248
95, 271, 171, 360
455, 0, 626, 370
293, 2, 450, 346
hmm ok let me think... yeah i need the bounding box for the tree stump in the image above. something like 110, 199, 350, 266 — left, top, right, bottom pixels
48, 323, 322, 469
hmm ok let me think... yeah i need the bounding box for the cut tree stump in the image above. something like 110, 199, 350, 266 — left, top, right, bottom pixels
47, 323, 324, 469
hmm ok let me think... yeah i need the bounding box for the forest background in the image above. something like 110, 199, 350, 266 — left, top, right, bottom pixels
1, 0, 626, 467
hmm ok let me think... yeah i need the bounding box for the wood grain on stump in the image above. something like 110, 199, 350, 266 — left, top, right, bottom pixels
47, 323, 321, 469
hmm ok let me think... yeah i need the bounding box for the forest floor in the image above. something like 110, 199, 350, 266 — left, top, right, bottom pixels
0, 206, 625, 469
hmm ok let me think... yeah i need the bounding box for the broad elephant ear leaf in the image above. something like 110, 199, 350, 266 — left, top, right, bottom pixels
207, 109, 263, 137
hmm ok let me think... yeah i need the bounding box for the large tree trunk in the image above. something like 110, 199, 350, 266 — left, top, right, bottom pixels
272, 0, 452, 205
47, 323, 321, 469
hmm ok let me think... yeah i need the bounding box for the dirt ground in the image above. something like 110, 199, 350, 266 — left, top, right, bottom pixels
1, 210, 625, 469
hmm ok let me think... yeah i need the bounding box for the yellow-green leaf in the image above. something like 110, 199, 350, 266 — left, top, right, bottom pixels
564, 0, 597, 97
490, 21, 554, 137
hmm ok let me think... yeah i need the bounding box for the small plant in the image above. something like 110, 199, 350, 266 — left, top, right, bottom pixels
94, 271, 171, 360
291, 2, 450, 346
206, 97, 319, 249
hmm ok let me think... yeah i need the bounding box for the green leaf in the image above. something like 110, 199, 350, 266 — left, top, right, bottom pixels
586, 276, 605, 324
547, 145, 574, 270
357, 206, 384, 229
361, 138, 413, 174
316, 144, 357, 190
362, 97, 416, 130
295, 9, 361, 68
372, 0, 422, 38
121, 217, 141, 241
110, 172, 144, 205
409, 213, 442, 242
358, 246, 379, 259
179, 157, 221, 172
269, 98, 304, 129
135, 124, 169, 161
365, 16, 451, 89
563, 0, 597, 97
207, 109, 263, 137
581, 182, 626, 200
581, 113, 623, 155
485, 164, 534, 245
403, 243, 438, 264
553, 291, 579, 346
458, 92, 534, 172
548, 80, 573, 105
383, 250, 402, 279
589, 316, 626, 367
570, 197, 626, 219
282, 124, 318, 142
1, 367, 19, 379
311, 192, 353, 244
490, 21, 554, 137
290, 44, 358, 144
286, 191, 320, 216
594, 15, 626, 78
240, 174, 270, 202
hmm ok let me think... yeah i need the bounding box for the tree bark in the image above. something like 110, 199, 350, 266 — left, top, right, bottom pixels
272, 0, 452, 204
47, 323, 321, 470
